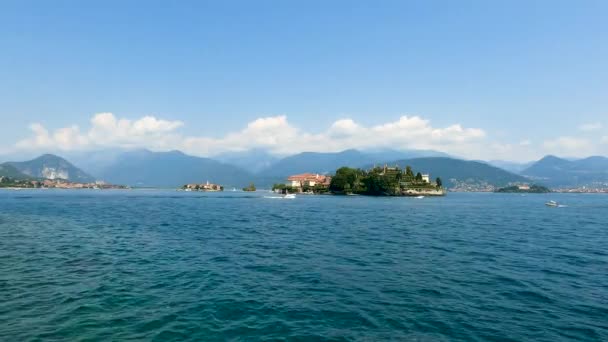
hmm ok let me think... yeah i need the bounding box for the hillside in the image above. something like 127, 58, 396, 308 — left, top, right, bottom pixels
262, 150, 370, 177
260, 149, 449, 177
214, 149, 280, 173
98, 150, 255, 188
379, 157, 529, 188
487, 160, 534, 173
8, 154, 95, 183
0, 163, 30, 179
522, 155, 608, 187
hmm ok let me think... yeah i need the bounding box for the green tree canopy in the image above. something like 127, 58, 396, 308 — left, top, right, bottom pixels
405, 166, 414, 178
330, 167, 362, 192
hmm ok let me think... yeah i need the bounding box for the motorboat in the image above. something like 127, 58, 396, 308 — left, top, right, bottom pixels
283, 193, 296, 199
545, 200, 558, 207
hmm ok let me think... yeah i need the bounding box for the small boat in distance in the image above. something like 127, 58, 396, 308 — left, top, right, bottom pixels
283, 194, 296, 199
415, 195, 425, 199
545, 200, 558, 207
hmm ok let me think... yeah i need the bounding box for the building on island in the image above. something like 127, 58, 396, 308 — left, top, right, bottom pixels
184, 181, 223, 191
286, 173, 331, 192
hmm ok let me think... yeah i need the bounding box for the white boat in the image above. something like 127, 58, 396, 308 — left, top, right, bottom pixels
545, 200, 558, 207
415, 195, 425, 199
283, 194, 296, 199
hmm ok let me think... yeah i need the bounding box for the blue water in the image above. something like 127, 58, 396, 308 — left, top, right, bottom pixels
0, 190, 606, 341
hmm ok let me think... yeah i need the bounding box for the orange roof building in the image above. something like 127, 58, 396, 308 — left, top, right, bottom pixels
286, 173, 331, 188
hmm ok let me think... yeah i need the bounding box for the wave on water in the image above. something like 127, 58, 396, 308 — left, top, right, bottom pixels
0, 192, 606, 340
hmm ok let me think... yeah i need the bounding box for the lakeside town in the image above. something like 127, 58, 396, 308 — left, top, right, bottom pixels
0, 176, 128, 190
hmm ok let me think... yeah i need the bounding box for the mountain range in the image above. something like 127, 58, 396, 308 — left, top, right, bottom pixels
2, 149, 606, 189
521, 155, 608, 187
260, 149, 450, 177
95, 150, 254, 188
3, 154, 95, 183
378, 157, 529, 188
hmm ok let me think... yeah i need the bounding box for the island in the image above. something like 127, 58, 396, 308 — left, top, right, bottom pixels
182, 181, 223, 192
329, 165, 445, 196
272, 165, 445, 196
243, 183, 256, 192
495, 184, 551, 193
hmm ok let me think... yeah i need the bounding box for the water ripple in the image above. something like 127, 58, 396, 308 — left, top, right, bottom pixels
0, 190, 606, 341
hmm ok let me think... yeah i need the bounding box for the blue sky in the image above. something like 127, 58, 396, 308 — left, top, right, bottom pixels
1, 0, 607, 161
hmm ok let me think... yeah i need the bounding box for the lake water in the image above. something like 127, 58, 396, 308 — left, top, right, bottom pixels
0, 190, 606, 341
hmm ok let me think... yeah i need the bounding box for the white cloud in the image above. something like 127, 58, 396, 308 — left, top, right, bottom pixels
16, 113, 184, 151
543, 136, 594, 155
14, 113, 488, 158
14, 112, 606, 161
578, 122, 603, 132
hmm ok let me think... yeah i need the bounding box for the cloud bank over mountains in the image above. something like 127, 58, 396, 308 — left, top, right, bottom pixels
11, 113, 607, 161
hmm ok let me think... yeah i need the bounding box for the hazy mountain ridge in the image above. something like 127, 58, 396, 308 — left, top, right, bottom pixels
6, 150, 606, 189
522, 155, 608, 187
259, 149, 451, 177
214, 149, 280, 173
374, 157, 529, 188
97, 150, 254, 188
7, 154, 95, 183
0, 163, 31, 179
486, 160, 534, 173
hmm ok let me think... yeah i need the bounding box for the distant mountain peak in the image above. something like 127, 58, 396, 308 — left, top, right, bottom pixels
538, 155, 566, 162
8, 154, 95, 183
522, 154, 608, 187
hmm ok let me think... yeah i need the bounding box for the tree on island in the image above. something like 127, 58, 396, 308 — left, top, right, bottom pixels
405, 166, 414, 179
343, 183, 351, 194
436, 177, 443, 188
272, 183, 295, 194
328, 165, 443, 196
243, 183, 256, 191
329, 167, 361, 193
